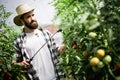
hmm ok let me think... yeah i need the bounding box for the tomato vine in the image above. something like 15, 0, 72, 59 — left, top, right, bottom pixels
53, 0, 120, 79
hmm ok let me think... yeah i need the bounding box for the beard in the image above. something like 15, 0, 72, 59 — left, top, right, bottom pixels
24, 20, 38, 29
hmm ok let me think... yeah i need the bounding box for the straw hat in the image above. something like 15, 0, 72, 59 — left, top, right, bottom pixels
14, 4, 34, 26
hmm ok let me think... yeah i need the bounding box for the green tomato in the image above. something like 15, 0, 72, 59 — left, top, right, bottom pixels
97, 61, 104, 68
92, 66, 100, 72
103, 55, 112, 64
88, 32, 97, 38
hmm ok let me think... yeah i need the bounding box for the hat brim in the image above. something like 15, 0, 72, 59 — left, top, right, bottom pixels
14, 9, 34, 26
14, 15, 23, 26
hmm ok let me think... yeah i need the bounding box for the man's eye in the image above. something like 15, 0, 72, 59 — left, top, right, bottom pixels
26, 16, 30, 18
32, 14, 34, 16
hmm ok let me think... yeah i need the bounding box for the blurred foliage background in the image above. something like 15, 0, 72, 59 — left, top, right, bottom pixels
53, 0, 120, 80
0, 4, 26, 80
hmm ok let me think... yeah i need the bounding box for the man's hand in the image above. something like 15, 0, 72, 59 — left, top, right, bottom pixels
19, 59, 30, 68
59, 44, 66, 54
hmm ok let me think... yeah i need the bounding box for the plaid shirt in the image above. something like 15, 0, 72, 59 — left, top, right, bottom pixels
13, 28, 64, 80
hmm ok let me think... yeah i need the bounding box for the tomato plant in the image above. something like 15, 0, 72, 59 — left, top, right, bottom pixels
0, 4, 26, 80
53, 0, 120, 80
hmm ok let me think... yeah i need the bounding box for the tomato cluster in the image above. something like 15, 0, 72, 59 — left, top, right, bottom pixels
72, 41, 82, 50
89, 49, 112, 71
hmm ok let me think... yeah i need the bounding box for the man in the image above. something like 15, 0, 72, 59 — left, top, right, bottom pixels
13, 4, 65, 80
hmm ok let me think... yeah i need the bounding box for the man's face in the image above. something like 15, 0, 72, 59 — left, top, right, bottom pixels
22, 11, 38, 29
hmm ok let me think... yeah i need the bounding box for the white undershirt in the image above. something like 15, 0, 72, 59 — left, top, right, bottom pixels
25, 29, 56, 80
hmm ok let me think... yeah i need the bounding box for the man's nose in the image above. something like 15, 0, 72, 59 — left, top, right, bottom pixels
31, 16, 35, 20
